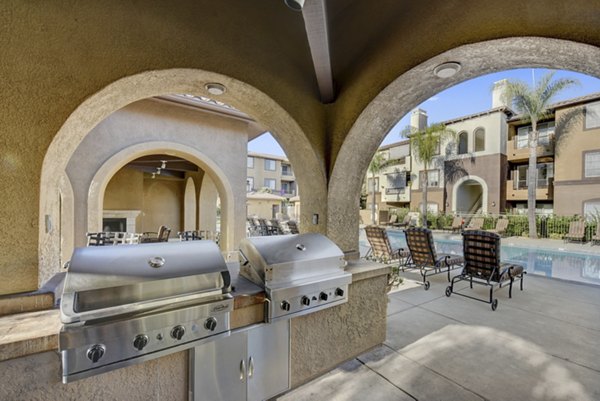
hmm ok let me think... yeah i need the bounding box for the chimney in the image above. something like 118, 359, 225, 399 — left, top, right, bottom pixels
410, 108, 428, 131
492, 79, 509, 108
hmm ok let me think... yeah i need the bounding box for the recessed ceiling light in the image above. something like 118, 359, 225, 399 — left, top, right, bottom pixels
204, 83, 226, 96
433, 62, 462, 78
284, 0, 305, 11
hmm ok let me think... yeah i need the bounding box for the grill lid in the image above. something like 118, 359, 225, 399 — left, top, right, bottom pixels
239, 233, 346, 287
61, 241, 230, 323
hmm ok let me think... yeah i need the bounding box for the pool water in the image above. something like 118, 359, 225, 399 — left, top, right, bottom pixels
359, 229, 600, 286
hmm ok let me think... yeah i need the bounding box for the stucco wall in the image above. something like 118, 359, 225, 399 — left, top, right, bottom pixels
103, 168, 145, 212
141, 178, 185, 235
0, 350, 188, 401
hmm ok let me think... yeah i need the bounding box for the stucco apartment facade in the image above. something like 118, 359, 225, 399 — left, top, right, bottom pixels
373, 85, 600, 220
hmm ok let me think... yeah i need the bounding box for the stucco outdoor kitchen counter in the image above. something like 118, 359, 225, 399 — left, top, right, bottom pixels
0, 274, 266, 363
0, 261, 389, 363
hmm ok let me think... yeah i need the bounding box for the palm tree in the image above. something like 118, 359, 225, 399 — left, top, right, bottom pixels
404, 123, 455, 227
368, 152, 385, 224
503, 72, 578, 238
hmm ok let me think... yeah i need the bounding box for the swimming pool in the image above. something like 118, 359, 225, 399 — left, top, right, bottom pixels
359, 229, 600, 286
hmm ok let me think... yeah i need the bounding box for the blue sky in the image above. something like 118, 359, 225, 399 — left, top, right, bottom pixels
248, 68, 600, 157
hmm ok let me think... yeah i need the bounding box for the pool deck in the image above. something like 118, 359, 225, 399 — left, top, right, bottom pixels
277, 267, 600, 401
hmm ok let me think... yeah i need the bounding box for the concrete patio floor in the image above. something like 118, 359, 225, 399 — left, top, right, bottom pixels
277, 270, 600, 401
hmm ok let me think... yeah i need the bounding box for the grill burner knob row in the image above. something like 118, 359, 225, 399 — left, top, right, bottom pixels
319, 292, 328, 301
170, 325, 186, 340
281, 300, 291, 311
133, 334, 149, 351
301, 296, 311, 306
87, 344, 105, 363
335, 288, 344, 297
204, 317, 218, 332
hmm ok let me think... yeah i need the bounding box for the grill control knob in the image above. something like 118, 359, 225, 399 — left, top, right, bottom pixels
133, 334, 149, 351
87, 344, 105, 363
204, 317, 218, 332
281, 300, 291, 311
301, 296, 311, 306
319, 292, 328, 301
335, 288, 345, 297
170, 325, 186, 340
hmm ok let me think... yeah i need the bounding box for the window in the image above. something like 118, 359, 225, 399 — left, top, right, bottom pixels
585, 101, 600, 129
513, 163, 554, 189
385, 172, 406, 194
457, 131, 468, 154
264, 159, 276, 171
281, 181, 295, 195
585, 151, 600, 177
584, 200, 600, 220
516, 122, 554, 149
281, 164, 293, 176
247, 157, 254, 168
264, 178, 276, 190
246, 177, 254, 192
474, 128, 485, 152
420, 170, 439, 188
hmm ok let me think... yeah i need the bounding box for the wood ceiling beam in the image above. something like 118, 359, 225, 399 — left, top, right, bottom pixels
302, 0, 335, 103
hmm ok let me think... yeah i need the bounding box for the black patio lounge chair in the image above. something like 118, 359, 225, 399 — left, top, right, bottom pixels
403, 227, 464, 290
364, 225, 410, 266
445, 230, 525, 311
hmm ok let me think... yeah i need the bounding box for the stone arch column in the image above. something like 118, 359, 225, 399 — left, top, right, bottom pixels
39, 68, 327, 286
328, 37, 600, 252
183, 177, 197, 231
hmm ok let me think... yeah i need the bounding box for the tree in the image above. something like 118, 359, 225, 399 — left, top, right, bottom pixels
503, 72, 578, 238
404, 123, 455, 227
368, 152, 385, 224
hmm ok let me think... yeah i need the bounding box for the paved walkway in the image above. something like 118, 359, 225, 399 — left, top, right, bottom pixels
278, 270, 600, 401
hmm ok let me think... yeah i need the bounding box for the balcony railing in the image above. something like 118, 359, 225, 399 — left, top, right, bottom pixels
512, 179, 552, 190
385, 188, 406, 195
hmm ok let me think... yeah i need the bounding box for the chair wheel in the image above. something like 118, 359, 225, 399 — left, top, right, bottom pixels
491, 299, 498, 311
445, 287, 452, 297
424, 281, 430, 291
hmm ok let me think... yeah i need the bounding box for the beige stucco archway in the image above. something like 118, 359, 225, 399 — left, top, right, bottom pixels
328, 37, 600, 252
87, 141, 234, 244
39, 68, 327, 286
452, 175, 489, 215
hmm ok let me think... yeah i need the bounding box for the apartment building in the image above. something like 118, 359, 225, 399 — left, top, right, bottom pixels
552, 94, 600, 218
246, 152, 297, 197
409, 80, 512, 215
246, 151, 297, 219
366, 84, 600, 219
365, 140, 411, 214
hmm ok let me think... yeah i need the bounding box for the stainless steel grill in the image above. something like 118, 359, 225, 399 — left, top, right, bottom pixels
59, 241, 233, 383
239, 233, 352, 322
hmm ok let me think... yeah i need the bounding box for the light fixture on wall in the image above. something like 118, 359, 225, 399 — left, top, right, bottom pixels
204, 83, 226, 96
433, 62, 462, 78
284, 0, 304, 11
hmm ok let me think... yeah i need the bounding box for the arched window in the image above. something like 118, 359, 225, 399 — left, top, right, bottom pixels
458, 131, 468, 154
474, 128, 485, 152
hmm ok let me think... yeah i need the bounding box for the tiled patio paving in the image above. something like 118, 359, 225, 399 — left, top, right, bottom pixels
278, 269, 600, 401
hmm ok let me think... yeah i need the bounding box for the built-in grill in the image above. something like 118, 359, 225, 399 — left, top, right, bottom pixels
59, 241, 233, 383
239, 233, 352, 322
